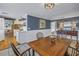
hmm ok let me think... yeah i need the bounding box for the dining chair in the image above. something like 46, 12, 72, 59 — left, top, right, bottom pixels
11, 43, 34, 56
51, 31, 57, 38
36, 32, 44, 40
66, 46, 79, 56
76, 41, 79, 51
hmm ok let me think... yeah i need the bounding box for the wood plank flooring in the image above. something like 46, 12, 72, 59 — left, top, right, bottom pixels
0, 37, 17, 51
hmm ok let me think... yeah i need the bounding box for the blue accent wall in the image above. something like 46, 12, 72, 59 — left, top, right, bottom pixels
27, 15, 51, 30
46, 20, 50, 29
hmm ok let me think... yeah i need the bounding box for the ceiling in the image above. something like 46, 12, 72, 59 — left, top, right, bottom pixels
0, 3, 79, 20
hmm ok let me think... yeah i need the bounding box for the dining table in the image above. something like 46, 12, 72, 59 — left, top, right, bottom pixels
28, 37, 71, 56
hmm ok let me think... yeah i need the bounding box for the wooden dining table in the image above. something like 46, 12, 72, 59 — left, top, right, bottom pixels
28, 37, 71, 56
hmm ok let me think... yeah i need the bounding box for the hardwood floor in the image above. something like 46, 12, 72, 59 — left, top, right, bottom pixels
0, 37, 17, 51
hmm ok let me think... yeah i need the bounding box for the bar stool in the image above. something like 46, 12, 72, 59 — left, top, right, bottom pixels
56, 30, 59, 40
59, 30, 62, 39
61, 30, 65, 40
57, 30, 64, 40
67, 31, 71, 40
64, 30, 67, 39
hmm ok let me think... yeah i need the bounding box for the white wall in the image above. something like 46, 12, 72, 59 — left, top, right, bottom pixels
0, 18, 5, 41
51, 22, 56, 32
17, 29, 51, 43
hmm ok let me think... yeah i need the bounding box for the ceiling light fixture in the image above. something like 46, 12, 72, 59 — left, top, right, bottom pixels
44, 3, 55, 9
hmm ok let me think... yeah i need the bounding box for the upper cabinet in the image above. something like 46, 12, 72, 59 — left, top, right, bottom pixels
13, 18, 27, 31
64, 21, 71, 30
71, 20, 77, 31
56, 18, 77, 31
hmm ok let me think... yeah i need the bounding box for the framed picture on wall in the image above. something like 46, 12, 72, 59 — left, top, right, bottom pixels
39, 19, 46, 29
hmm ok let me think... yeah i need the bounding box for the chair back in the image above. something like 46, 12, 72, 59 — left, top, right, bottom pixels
36, 32, 44, 40
11, 43, 21, 56
67, 46, 79, 56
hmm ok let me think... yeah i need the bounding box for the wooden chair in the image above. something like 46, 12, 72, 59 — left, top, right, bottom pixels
36, 32, 44, 40
11, 43, 34, 56
66, 46, 79, 56
76, 41, 79, 51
